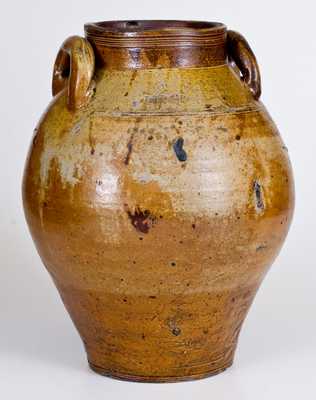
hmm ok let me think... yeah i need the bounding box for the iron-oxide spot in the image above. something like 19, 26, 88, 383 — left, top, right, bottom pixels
127, 208, 156, 233
253, 181, 265, 211
173, 137, 187, 162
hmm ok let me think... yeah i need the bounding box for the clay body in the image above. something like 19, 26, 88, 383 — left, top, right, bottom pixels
23, 21, 294, 382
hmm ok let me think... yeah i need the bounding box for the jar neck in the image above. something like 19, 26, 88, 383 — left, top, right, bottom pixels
85, 20, 227, 70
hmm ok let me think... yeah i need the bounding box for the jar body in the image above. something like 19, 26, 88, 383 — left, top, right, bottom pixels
23, 27, 294, 381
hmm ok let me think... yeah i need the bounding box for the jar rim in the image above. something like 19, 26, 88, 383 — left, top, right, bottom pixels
85, 20, 226, 49
85, 20, 226, 37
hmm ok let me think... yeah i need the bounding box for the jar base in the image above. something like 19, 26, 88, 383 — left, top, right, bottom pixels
88, 360, 233, 383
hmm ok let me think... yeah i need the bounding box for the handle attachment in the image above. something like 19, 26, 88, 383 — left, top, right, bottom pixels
52, 36, 95, 111
227, 30, 261, 100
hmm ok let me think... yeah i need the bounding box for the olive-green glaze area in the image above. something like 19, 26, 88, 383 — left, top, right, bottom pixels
23, 30, 294, 382
91, 66, 256, 113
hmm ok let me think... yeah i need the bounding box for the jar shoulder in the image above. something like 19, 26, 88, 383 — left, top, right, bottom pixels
24, 102, 294, 218
90, 65, 257, 115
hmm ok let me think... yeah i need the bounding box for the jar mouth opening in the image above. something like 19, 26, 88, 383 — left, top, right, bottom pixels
85, 20, 226, 37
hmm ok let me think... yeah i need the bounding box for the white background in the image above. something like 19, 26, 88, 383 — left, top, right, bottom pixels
1, 0, 315, 398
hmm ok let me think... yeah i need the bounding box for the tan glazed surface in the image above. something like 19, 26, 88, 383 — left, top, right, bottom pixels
23, 21, 294, 382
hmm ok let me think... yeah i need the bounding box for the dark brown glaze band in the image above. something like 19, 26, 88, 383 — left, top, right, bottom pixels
85, 20, 227, 69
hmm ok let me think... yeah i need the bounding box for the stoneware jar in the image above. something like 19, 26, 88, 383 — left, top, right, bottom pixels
23, 20, 294, 382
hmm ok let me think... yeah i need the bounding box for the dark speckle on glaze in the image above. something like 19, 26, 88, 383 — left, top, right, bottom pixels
172, 327, 181, 336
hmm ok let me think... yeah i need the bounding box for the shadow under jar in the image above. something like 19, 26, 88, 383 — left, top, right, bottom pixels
23, 20, 294, 382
